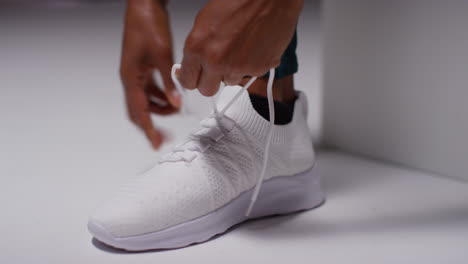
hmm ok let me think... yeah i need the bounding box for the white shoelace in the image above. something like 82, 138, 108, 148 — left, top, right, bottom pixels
168, 64, 275, 216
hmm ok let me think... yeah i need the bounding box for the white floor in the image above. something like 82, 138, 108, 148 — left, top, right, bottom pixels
1, 2, 468, 264
2, 146, 468, 264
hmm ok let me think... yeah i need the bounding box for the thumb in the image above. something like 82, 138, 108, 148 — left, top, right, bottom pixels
160, 65, 182, 109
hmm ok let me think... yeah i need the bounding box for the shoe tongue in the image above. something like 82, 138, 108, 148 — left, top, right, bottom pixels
215, 85, 253, 119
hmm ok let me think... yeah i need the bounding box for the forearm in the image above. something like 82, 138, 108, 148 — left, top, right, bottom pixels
127, 0, 169, 9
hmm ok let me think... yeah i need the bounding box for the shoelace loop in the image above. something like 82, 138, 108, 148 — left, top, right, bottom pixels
168, 64, 275, 217
159, 115, 235, 163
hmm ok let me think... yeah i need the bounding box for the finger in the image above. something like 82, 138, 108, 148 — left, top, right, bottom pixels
121, 65, 147, 125
223, 72, 244, 86
148, 102, 179, 115
179, 55, 201, 90
157, 55, 182, 109
121, 57, 166, 149
145, 75, 170, 106
145, 82, 179, 115
125, 96, 138, 125
126, 74, 164, 149
138, 107, 164, 149
197, 67, 222, 97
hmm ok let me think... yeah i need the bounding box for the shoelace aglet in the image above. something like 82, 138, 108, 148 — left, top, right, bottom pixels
245, 184, 262, 217
245, 199, 256, 217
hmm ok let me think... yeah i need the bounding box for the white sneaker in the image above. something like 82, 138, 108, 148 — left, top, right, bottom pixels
88, 71, 325, 251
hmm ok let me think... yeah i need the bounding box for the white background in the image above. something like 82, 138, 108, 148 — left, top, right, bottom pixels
1, 1, 467, 263
322, 0, 468, 180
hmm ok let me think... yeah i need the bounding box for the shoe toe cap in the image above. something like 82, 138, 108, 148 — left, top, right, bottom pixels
88, 163, 215, 238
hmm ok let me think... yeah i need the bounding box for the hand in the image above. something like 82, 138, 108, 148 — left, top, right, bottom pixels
120, 0, 181, 149
179, 0, 304, 96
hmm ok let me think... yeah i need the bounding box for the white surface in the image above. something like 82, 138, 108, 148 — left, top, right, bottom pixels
1, 1, 468, 263
322, 0, 468, 180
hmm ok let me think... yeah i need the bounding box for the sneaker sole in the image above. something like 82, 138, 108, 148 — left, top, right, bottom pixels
88, 164, 325, 251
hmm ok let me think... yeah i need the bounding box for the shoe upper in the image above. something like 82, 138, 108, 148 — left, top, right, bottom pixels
89, 86, 315, 237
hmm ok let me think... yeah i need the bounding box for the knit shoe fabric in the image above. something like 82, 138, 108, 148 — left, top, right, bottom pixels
88, 86, 316, 244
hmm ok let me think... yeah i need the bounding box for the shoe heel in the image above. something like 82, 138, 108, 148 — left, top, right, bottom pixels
249, 164, 325, 218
